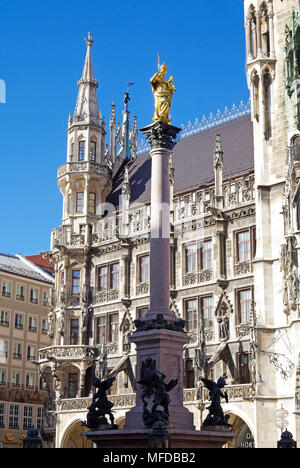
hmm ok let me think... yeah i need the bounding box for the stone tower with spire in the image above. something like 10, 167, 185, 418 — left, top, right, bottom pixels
38, 35, 138, 447
59, 32, 111, 234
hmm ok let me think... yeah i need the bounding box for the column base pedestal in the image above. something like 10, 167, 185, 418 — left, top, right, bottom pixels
85, 428, 235, 449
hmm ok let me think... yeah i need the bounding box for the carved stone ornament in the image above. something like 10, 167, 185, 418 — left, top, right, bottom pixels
140, 121, 181, 152
134, 313, 186, 334
280, 235, 298, 315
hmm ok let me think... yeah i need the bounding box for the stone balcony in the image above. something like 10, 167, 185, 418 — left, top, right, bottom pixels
57, 161, 110, 180
182, 270, 213, 287
38, 345, 99, 364
94, 289, 120, 305
136, 282, 150, 296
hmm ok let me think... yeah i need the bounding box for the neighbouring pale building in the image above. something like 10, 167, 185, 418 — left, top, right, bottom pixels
37, 0, 300, 448
0, 254, 54, 448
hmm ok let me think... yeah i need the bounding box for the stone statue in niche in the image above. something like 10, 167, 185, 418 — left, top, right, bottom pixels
217, 304, 230, 341
122, 320, 132, 354
58, 310, 65, 337
138, 358, 178, 427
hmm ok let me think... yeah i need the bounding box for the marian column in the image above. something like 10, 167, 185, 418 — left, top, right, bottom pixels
85, 62, 234, 448
124, 62, 195, 431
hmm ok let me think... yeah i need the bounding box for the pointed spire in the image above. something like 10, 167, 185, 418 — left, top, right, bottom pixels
130, 114, 138, 159
80, 32, 97, 83
72, 33, 100, 126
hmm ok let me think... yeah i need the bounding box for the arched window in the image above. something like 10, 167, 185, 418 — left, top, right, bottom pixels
260, 2, 270, 57
252, 71, 260, 121
248, 5, 257, 59
263, 70, 272, 140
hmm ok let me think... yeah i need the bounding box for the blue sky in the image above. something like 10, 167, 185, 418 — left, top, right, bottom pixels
0, 0, 249, 255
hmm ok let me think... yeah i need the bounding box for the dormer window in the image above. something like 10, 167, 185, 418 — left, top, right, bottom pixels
78, 141, 85, 161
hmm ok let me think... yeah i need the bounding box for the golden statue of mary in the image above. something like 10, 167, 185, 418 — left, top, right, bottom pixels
150, 62, 176, 124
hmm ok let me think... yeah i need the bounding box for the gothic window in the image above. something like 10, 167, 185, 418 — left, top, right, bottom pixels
71, 270, 80, 295
237, 289, 252, 324
201, 296, 213, 330
108, 313, 119, 343
248, 5, 257, 59
89, 141, 97, 161
88, 192, 96, 215
252, 71, 260, 121
260, 2, 270, 57
70, 142, 74, 161
68, 373, 78, 398
185, 299, 198, 332
76, 192, 84, 214
95, 315, 106, 345
70, 319, 79, 345
78, 141, 85, 161
200, 240, 212, 270
98, 266, 108, 291
139, 255, 150, 284
185, 243, 197, 273
184, 359, 195, 389
110, 263, 120, 290
237, 230, 251, 263
238, 353, 251, 384
263, 70, 272, 140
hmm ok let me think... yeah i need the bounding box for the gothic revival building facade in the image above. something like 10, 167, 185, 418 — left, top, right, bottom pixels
38, 1, 300, 448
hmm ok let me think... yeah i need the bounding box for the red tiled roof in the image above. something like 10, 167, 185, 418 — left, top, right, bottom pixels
26, 255, 54, 275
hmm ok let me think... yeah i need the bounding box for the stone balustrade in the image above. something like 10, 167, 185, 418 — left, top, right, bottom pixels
94, 289, 120, 304
182, 270, 213, 287
203, 383, 255, 402
38, 345, 99, 363
136, 283, 150, 296
57, 161, 109, 179
55, 384, 254, 415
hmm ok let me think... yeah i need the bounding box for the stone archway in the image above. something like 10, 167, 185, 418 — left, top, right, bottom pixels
61, 420, 93, 448
225, 413, 255, 448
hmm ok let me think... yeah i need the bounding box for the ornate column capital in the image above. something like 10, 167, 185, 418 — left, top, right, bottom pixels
140, 121, 181, 151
